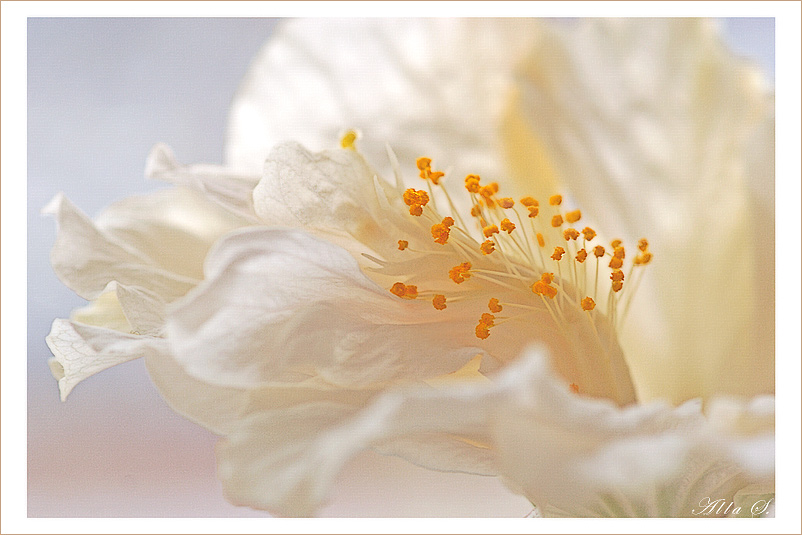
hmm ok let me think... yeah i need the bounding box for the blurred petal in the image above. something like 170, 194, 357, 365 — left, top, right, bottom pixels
227, 18, 543, 180
511, 18, 773, 401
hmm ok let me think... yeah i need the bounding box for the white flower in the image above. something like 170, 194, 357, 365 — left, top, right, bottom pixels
46, 18, 774, 517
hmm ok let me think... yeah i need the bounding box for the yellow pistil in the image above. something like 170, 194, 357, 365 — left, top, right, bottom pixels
488, 298, 503, 313
480, 240, 495, 255
581, 297, 596, 311
390, 282, 418, 299
340, 130, 358, 149
551, 214, 563, 227
398, 240, 409, 251
432, 294, 447, 311
449, 262, 472, 284
500, 218, 516, 234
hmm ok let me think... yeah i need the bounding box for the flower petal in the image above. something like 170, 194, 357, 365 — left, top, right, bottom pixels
146, 143, 261, 223
226, 18, 543, 179
43, 189, 238, 301
512, 19, 773, 401
46, 318, 162, 400
166, 227, 496, 389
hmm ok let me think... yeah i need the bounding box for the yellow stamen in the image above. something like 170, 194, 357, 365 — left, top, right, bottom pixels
563, 228, 579, 241
566, 209, 582, 223
500, 218, 516, 234
483, 224, 499, 238
449, 262, 472, 284
390, 282, 418, 299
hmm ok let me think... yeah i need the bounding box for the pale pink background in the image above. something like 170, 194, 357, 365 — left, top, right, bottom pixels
27, 18, 774, 517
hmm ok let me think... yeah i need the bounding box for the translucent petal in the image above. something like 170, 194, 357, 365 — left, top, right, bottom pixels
511, 19, 774, 401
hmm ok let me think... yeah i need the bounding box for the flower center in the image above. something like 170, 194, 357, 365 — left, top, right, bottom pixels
388, 155, 653, 405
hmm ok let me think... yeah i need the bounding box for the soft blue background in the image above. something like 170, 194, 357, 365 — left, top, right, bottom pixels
26, 18, 774, 517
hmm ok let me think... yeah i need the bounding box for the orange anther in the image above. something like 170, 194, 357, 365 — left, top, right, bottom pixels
390, 282, 418, 299
498, 198, 515, 209
575, 248, 588, 263
634, 252, 653, 265
431, 222, 451, 245
610, 269, 625, 282
563, 228, 580, 241
479, 312, 496, 326
432, 294, 447, 311
612, 280, 623, 293
570, 383, 580, 394
448, 262, 472, 284
416, 157, 432, 171
531, 280, 558, 299
475, 323, 491, 340
638, 238, 649, 252
581, 297, 596, 311
488, 298, 503, 313
397, 240, 409, 251
582, 227, 596, 241
611, 239, 622, 248
426, 170, 444, 185
540, 273, 555, 284
527, 206, 539, 218
609, 256, 623, 269
593, 245, 605, 258
470, 205, 482, 217
566, 210, 582, 223
483, 224, 499, 238
613, 246, 625, 259
520, 196, 539, 207
500, 218, 516, 233
480, 240, 495, 255
551, 247, 565, 261
537, 233, 545, 247
551, 214, 563, 227
549, 195, 562, 206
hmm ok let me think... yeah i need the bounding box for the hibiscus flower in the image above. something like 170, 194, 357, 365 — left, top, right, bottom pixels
46, 18, 774, 517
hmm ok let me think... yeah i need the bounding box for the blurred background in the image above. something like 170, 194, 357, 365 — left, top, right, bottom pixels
27, 18, 774, 517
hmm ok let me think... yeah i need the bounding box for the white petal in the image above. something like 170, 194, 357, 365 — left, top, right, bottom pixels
226, 19, 542, 179
46, 318, 161, 400
166, 227, 494, 388
44, 192, 204, 301
512, 19, 773, 401
146, 143, 261, 223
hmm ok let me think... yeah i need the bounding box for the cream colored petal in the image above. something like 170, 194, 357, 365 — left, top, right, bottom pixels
166, 227, 497, 389
146, 143, 261, 223
46, 319, 161, 400
512, 19, 773, 401
226, 18, 542, 180
44, 192, 201, 301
